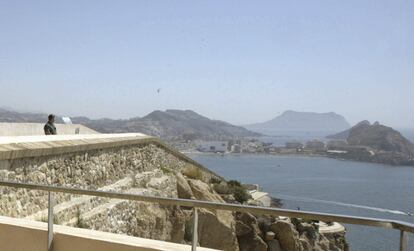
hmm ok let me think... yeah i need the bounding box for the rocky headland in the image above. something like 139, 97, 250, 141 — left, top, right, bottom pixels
327, 121, 414, 166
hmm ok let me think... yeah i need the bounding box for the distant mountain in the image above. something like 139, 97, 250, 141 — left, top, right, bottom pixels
0, 108, 63, 123
245, 110, 351, 137
103, 109, 260, 140
328, 121, 414, 165
0, 108, 259, 140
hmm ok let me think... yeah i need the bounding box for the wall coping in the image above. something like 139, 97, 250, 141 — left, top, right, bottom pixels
0, 133, 152, 160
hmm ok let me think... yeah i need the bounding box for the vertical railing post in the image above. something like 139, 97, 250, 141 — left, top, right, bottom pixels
47, 192, 54, 251
191, 207, 198, 251
400, 230, 408, 251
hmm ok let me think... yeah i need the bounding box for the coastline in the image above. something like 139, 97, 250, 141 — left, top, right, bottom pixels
183, 150, 414, 167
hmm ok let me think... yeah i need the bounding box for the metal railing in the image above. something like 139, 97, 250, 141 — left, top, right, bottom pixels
0, 180, 412, 251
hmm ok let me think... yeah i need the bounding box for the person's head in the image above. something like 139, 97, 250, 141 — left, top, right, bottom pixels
48, 114, 55, 123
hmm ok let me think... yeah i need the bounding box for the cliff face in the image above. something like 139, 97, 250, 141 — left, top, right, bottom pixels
0, 138, 347, 251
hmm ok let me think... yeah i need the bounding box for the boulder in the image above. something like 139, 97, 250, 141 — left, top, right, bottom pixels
187, 179, 239, 251
236, 220, 252, 236
236, 213, 267, 251
188, 179, 224, 202
271, 221, 300, 251
196, 209, 240, 251
237, 235, 268, 251
176, 172, 194, 199
267, 239, 283, 251
258, 216, 272, 235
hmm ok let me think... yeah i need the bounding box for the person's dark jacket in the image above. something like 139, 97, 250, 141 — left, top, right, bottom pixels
44, 122, 57, 135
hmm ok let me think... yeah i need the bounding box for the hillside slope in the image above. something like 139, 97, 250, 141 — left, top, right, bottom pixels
131, 109, 260, 140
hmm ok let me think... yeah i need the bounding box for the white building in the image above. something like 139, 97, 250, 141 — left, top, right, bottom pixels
230, 144, 241, 153
197, 141, 228, 153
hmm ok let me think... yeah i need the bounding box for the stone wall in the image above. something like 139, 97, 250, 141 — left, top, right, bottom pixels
0, 143, 217, 216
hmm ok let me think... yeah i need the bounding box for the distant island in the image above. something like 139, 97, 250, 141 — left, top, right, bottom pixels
244, 110, 351, 138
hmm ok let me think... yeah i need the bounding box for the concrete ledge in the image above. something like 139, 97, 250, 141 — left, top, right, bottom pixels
0, 134, 157, 160
0, 216, 219, 251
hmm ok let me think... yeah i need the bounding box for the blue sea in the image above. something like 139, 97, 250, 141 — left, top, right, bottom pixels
188, 154, 414, 251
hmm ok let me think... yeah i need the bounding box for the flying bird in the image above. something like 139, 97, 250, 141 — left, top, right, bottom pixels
157, 88, 161, 94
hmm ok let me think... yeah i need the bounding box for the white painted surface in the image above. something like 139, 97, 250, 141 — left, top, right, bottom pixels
318, 221, 346, 234
0, 216, 220, 251
0, 133, 148, 145
0, 122, 98, 136
249, 191, 271, 207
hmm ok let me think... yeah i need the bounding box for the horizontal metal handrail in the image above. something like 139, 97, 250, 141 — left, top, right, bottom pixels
0, 180, 412, 234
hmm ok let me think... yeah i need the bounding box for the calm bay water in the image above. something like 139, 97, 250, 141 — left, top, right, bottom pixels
188, 154, 414, 251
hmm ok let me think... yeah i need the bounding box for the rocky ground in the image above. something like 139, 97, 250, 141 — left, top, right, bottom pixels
0, 143, 348, 251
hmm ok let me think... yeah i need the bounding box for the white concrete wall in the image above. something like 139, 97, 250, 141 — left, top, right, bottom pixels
0, 123, 98, 136
0, 216, 219, 251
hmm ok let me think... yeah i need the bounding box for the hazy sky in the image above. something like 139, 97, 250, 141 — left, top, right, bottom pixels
1, 1, 413, 127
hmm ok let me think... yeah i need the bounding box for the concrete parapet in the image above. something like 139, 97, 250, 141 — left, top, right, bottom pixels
0, 216, 219, 251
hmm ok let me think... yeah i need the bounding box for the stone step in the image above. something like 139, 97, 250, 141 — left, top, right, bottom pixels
63, 188, 150, 227
25, 177, 134, 223
28, 169, 174, 227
